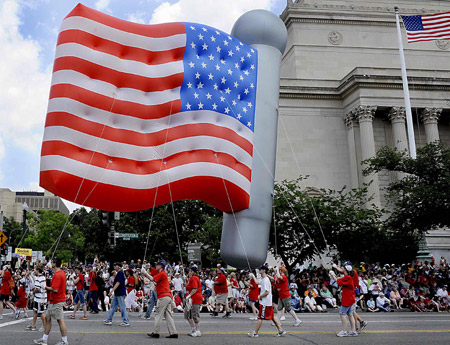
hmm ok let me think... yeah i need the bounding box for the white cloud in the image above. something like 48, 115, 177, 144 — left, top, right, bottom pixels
95, 0, 111, 11
127, 11, 147, 24
0, 0, 51, 158
150, 0, 277, 33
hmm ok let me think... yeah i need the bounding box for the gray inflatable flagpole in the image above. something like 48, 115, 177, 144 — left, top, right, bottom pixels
220, 10, 287, 268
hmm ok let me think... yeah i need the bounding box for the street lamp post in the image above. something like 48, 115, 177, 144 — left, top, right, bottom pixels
21, 202, 29, 248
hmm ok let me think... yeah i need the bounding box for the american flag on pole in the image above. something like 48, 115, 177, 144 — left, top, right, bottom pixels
402, 12, 450, 43
40, 4, 257, 212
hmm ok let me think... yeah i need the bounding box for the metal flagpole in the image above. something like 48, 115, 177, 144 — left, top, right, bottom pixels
395, 6, 417, 159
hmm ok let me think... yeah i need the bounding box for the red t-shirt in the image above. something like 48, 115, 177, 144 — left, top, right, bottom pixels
76, 273, 84, 290
186, 275, 202, 305
16, 286, 27, 308
231, 278, 239, 289
214, 273, 228, 294
337, 275, 355, 307
249, 279, 259, 301
89, 271, 98, 291
276, 275, 291, 299
153, 270, 171, 299
352, 270, 360, 290
0, 271, 12, 295
49, 269, 66, 304
127, 276, 135, 293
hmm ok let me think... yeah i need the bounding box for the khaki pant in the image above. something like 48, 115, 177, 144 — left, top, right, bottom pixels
154, 296, 177, 335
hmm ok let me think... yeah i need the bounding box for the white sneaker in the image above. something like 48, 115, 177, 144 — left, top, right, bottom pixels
348, 331, 358, 337
119, 322, 130, 327
336, 330, 348, 337
249, 316, 258, 320
55, 341, 69, 345
280, 315, 286, 321
294, 319, 302, 327
0, 315, 3, 320
39, 327, 45, 332
103, 320, 112, 325
34, 339, 47, 345
248, 331, 259, 338
276, 330, 287, 337
192, 331, 201, 337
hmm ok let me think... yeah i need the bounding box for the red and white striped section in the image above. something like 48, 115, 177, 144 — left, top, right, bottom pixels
40, 4, 253, 212
406, 12, 450, 42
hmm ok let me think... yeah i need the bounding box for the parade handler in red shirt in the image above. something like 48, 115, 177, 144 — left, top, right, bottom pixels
275, 267, 302, 327
212, 267, 231, 317
34, 257, 68, 345
330, 264, 357, 337
184, 266, 203, 337
142, 260, 178, 339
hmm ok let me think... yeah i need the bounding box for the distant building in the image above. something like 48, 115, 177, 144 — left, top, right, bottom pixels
0, 188, 69, 222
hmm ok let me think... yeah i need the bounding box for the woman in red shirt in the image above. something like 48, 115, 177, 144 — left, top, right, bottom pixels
330, 264, 357, 337
15, 279, 28, 318
0, 266, 17, 319
246, 272, 259, 320
185, 267, 202, 337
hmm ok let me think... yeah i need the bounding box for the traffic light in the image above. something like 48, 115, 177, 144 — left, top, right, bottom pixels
0, 243, 7, 256
107, 231, 116, 249
101, 211, 110, 227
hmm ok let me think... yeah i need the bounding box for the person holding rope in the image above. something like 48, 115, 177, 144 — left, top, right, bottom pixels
143, 259, 178, 339
245, 271, 259, 320
34, 258, 68, 345
275, 267, 302, 327
184, 266, 202, 337
103, 262, 130, 326
68, 266, 88, 320
212, 267, 231, 318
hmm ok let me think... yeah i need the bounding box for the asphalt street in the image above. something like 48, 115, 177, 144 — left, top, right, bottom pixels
0, 310, 449, 345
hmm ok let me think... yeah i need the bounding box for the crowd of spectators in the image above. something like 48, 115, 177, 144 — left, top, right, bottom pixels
1, 256, 449, 324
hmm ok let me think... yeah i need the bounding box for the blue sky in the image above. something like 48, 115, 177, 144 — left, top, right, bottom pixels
0, 0, 286, 212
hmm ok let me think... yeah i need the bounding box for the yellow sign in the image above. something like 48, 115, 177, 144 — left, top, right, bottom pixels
0, 231, 7, 246
15, 248, 32, 256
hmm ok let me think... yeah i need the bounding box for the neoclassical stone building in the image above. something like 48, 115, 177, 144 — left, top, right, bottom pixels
276, 0, 450, 259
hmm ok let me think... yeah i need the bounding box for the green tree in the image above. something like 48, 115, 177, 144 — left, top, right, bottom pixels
2, 216, 22, 248
364, 141, 450, 233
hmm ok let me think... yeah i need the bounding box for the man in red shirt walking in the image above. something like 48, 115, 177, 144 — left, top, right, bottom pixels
0, 265, 16, 319
87, 264, 99, 314
212, 267, 231, 317
34, 257, 68, 345
184, 266, 202, 337
275, 267, 302, 327
142, 260, 178, 339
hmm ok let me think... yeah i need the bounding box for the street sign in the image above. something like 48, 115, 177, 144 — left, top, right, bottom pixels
187, 242, 202, 262
6, 246, 12, 261
117, 233, 138, 239
0, 231, 7, 246
32, 251, 37, 263
15, 248, 32, 256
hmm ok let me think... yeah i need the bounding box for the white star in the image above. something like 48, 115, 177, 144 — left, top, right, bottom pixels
208, 54, 214, 61
237, 113, 242, 119
201, 62, 207, 68
250, 83, 255, 89
235, 63, 240, 69
213, 83, 219, 90
215, 64, 220, 71
189, 61, 195, 68
195, 72, 201, 79
244, 70, 250, 76
234, 81, 239, 88
225, 88, 231, 94
243, 107, 248, 113
193, 92, 199, 99
223, 40, 229, 46
215, 30, 220, 35
236, 45, 241, 51
220, 59, 225, 64
197, 82, 204, 89
250, 64, 255, 70
240, 57, 245, 63
198, 102, 204, 109
237, 94, 241, 100
198, 34, 204, 40
239, 42, 243, 46
244, 88, 249, 95
247, 52, 251, 58
187, 82, 193, 88
190, 26, 196, 30
206, 92, 212, 99
190, 42, 196, 49
202, 27, 207, 32
239, 75, 244, 81
247, 102, 252, 108
247, 121, 252, 127
228, 50, 234, 57
220, 96, 225, 102
227, 35, 232, 40
251, 48, 254, 53
211, 36, 216, 42
224, 107, 230, 114
232, 100, 237, 106
227, 69, 233, 75
202, 43, 208, 50
186, 102, 191, 110
208, 73, 214, 80
212, 103, 218, 110
216, 46, 221, 53
221, 77, 227, 84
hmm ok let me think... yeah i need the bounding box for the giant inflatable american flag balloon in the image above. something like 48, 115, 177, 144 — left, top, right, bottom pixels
40, 3, 257, 212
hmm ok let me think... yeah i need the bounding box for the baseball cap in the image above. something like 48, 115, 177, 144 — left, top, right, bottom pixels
156, 259, 166, 267
258, 265, 269, 271
87, 264, 93, 268
190, 266, 198, 273
344, 264, 352, 272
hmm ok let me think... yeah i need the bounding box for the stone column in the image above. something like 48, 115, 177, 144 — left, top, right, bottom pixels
356, 105, 381, 208
343, 111, 360, 189
388, 107, 408, 152
421, 108, 442, 144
